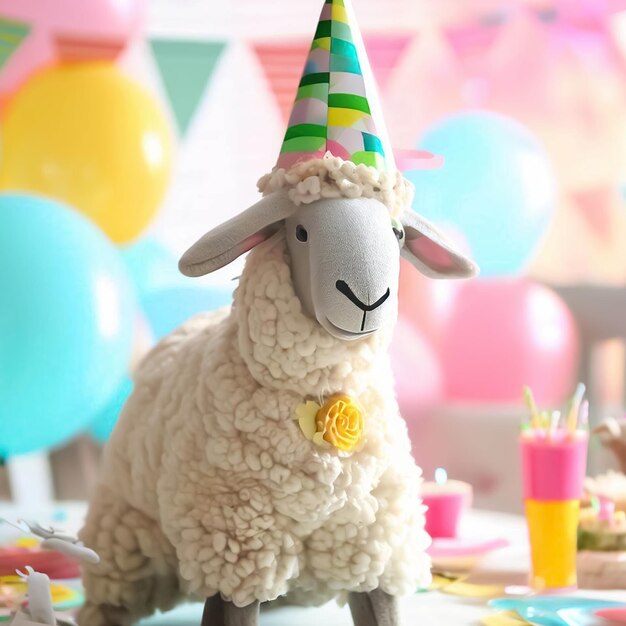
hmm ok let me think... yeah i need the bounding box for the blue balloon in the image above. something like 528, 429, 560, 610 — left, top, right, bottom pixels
406, 112, 557, 277
0, 194, 136, 457
120, 238, 182, 299
143, 285, 233, 339
89, 377, 134, 443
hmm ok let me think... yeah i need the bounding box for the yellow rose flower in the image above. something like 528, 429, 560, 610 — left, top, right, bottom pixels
294, 394, 365, 453
316, 394, 364, 452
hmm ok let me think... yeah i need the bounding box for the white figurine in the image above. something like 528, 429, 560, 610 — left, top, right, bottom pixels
0, 519, 99, 626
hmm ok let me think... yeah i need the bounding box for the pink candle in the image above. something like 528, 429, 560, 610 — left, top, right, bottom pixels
597, 496, 615, 523
421, 469, 473, 539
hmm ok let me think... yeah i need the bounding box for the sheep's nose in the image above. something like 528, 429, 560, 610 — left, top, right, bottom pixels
335, 280, 390, 312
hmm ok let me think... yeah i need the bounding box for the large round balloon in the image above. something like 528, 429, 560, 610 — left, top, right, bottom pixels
390, 317, 442, 417
143, 285, 233, 340
0, 0, 144, 99
438, 279, 579, 405
398, 259, 461, 350
407, 112, 557, 277
0, 62, 172, 243
90, 313, 154, 444
89, 377, 133, 443
390, 318, 442, 465
120, 238, 183, 299
0, 194, 136, 457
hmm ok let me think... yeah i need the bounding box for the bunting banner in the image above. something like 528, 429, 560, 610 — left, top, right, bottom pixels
253, 34, 412, 123
441, 15, 508, 61
53, 34, 126, 62
150, 38, 226, 137
252, 41, 308, 123
364, 34, 412, 90
571, 187, 613, 241
0, 17, 30, 73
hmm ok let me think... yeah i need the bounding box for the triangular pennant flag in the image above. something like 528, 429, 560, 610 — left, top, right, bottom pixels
441, 11, 509, 61
363, 34, 412, 90
54, 34, 126, 62
252, 41, 309, 123
253, 34, 411, 124
150, 38, 226, 137
0, 17, 30, 73
571, 187, 614, 240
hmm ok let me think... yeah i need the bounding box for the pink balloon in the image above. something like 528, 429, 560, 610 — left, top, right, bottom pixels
439, 279, 580, 405
0, 0, 144, 97
398, 258, 460, 349
390, 317, 443, 419
554, 0, 613, 29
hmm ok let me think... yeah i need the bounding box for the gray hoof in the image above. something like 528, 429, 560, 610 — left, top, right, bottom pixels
201, 595, 259, 626
348, 588, 400, 626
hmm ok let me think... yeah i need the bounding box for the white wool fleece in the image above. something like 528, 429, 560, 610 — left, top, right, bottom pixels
258, 152, 413, 218
80, 231, 431, 620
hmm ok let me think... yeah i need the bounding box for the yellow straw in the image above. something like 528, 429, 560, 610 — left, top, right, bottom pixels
567, 382, 586, 434
523, 386, 541, 430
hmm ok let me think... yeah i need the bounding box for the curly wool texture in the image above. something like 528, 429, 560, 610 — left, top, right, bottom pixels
258, 153, 414, 218
79, 233, 430, 624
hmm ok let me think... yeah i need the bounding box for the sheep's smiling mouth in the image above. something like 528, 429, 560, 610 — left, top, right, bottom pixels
324, 316, 378, 339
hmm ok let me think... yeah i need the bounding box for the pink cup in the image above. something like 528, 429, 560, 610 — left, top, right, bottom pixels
421, 479, 473, 539
520, 431, 588, 501
423, 492, 465, 538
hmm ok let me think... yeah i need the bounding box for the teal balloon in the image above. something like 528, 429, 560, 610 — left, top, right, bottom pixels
89, 377, 134, 443
407, 112, 557, 277
143, 285, 233, 339
120, 238, 182, 299
0, 194, 136, 457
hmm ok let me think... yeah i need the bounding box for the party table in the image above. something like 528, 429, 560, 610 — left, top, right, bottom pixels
1, 503, 625, 626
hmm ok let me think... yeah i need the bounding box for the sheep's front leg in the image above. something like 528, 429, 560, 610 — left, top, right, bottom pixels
348, 588, 399, 626
201, 594, 259, 626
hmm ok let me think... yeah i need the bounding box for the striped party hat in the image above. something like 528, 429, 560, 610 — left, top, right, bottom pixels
276, 0, 396, 172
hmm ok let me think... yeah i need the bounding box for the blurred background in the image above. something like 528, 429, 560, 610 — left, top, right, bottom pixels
1, 0, 626, 514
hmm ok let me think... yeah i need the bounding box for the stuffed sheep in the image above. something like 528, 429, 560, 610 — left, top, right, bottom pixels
78, 1, 477, 625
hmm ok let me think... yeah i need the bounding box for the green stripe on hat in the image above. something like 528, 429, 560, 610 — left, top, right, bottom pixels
296, 83, 329, 101
328, 93, 370, 114
281, 135, 326, 153
330, 21, 352, 42
352, 151, 386, 168
284, 124, 327, 141
315, 20, 332, 39
299, 72, 330, 87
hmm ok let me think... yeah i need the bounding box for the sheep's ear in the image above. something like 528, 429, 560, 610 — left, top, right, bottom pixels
179, 192, 295, 277
399, 210, 479, 279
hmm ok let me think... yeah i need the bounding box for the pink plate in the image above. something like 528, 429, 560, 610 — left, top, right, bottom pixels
596, 607, 626, 622
0, 547, 80, 579
427, 537, 509, 572
428, 537, 510, 558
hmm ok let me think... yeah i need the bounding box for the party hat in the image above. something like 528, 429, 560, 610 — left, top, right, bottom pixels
276, 0, 397, 172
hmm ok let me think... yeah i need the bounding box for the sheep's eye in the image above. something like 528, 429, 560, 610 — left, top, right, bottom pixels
391, 218, 404, 241
296, 225, 308, 242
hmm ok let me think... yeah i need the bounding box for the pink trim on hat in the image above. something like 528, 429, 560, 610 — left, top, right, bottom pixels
395, 149, 444, 171
276, 150, 327, 169
326, 140, 351, 161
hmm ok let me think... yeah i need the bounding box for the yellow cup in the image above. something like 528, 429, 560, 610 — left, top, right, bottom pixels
525, 499, 580, 590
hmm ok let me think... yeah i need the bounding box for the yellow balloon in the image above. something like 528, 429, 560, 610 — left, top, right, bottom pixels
0, 62, 173, 243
